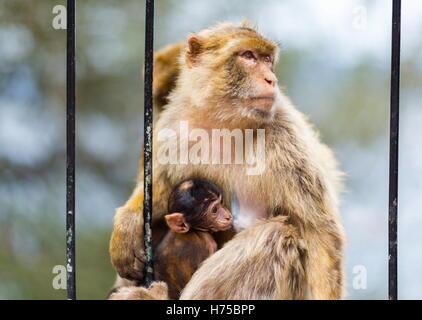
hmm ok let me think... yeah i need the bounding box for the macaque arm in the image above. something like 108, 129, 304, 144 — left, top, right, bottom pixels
306, 228, 344, 300
109, 162, 172, 281
109, 184, 145, 281
180, 216, 308, 300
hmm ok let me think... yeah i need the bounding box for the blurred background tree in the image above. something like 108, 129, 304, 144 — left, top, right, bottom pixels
0, 0, 421, 299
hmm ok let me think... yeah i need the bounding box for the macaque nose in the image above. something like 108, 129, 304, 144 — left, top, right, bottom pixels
265, 78, 273, 86
264, 73, 277, 87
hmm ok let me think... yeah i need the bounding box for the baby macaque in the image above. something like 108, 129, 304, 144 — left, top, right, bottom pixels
154, 179, 233, 299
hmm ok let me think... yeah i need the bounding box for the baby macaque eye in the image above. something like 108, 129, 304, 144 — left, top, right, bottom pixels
212, 206, 218, 214
242, 50, 256, 60
264, 55, 271, 63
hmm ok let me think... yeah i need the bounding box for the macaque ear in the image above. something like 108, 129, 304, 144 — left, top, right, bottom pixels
240, 18, 257, 31
186, 36, 203, 67
165, 213, 190, 233
241, 18, 252, 28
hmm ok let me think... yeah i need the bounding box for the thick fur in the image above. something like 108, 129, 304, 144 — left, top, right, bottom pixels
109, 22, 345, 299
108, 281, 168, 300
154, 231, 217, 299
181, 216, 307, 299
153, 42, 184, 114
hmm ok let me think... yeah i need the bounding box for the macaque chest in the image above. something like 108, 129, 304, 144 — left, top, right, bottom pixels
232, 189, 267, 232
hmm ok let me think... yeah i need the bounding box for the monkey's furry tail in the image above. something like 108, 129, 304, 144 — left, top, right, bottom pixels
108, 281, 169, 300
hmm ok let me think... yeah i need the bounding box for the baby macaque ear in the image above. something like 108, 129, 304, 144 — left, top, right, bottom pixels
186, 35, 203, 68
165, 213, 190, 233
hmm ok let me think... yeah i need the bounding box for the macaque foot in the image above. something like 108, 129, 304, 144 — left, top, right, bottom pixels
108, 282, 169, 300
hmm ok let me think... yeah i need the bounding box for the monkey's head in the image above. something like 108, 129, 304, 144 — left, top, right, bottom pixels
179, 21, 280, 122
165, 179, 233, 233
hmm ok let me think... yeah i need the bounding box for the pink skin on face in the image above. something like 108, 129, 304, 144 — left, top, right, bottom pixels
237, 49, 277, 112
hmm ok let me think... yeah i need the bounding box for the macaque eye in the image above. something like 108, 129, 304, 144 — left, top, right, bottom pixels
264, 55, 272, 63
212, 206, 218, 214
242, 50, 256, 60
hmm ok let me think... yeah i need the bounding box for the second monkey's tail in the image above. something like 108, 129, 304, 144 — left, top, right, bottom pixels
152, 42, 185, 114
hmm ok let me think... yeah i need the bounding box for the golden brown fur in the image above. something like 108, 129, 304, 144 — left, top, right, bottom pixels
154, 231, 217, 299
181, 216, 307, 299
109, 21, 345, 300
108, 281, 168, 300
153, 42, 184, 114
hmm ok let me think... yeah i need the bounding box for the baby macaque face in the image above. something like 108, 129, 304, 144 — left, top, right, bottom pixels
165, 179, 233, 233
197, 194, 233, 232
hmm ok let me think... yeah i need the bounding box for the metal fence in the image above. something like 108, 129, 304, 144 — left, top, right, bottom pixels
65, 0, 402, 300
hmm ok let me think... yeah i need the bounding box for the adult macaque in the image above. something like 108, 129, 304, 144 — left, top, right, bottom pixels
155, 179, 232, 299
109, 21, 345, 299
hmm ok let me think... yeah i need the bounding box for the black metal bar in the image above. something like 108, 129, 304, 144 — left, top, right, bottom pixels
389, 0, 401, 301
143, 0, 155, 287
66, 0, 76, 300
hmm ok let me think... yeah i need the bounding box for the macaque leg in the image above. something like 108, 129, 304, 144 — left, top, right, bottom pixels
180, 216, 308, 300
306, 230, 344, 300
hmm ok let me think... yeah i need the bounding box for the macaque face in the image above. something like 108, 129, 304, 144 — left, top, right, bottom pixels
165, 196, 233, 234
185, 26, 280, 120
234, 48, 277, 113
203, 196, 233, 232
166, 179, 233, 234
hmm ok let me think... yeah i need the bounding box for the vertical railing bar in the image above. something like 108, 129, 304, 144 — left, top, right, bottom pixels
66, 0, 76, 300
143, 0, 155, 287
388, 0, 401, 301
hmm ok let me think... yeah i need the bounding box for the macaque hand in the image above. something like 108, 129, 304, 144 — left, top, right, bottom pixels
110, 206, 146, 281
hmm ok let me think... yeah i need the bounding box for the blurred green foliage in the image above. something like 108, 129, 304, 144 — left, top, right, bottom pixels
0, 0, 147, 299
